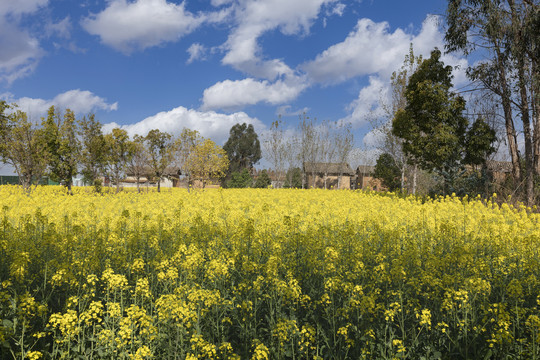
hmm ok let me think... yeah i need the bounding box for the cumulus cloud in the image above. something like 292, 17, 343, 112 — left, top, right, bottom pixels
81, 0, 207, 54
198, 0, 342, 110
45, 16, 72, 39
326, 2, 345, 17
341, 76, 388, 126
318, 15, 470, 130
0, 1, 48, 84
201, 76, 308, 110
222, 0, 336, 79
2, 90, 118, 119
0, 0, 48, 17
186, 43, 207, 64
211, 0, 234, 6
102, 105, 264, 144
0, 20, 43, 84
303, 15, 464, 85
275, 105, 310, 117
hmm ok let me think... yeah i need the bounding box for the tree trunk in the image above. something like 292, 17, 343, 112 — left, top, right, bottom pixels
412, 163, 417, 195
400, 166, 405, 192
533, 59, 540, 176
510, 0, 534, 205
534, 91, 540, 176
518, 62, 534, 205
136, 176, 140, 193
157, 177, 161, 193
496, 46, 522, 184
116, 175, 121, 194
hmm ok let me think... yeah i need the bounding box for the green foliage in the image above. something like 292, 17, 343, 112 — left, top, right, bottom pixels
223, 123, 261, 174
393, 49, 496, 194
464, 117, 497, 167
105, 128, 131, 193
0, 109, 48, 191
79, 114, 107, 191
374, 153, 401, 191
42, 106, 80, 193
253, 169, 272, 188
0, 100, 12, 160
393, 49, 467, 173
145, 129, 174, 192
227, 168, 253, 188
283, 167, 302, 189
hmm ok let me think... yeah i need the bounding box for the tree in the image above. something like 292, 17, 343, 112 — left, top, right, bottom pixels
145, 129, 174, 193
262, 119, 287, 188
42, 106, 79, 194
392, 49, 496, 194
173, 128, 203, 189
374, 44, 422, 193
374, 153, 401, 192
228, 169, 253, 188
464, 117, 497, 168
254, 169, 272, 188
185, 138, 229, 188
445, 0, 539, 204
0, 101, 12, 164
0, 109, 48, 192
297, 114, 320, 188
333, 122, 354, 189
283, 167, 302, 189
79, 114, 107, 192
126, 134, 149, 193
223, 123, 261, 177
317, 120, 337, 189
105, 128, 131, 193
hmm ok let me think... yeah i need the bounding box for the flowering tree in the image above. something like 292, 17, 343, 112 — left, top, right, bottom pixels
185, 138, 229, 188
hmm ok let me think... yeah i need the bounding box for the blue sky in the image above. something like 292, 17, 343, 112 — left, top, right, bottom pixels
0, 0, 469, 169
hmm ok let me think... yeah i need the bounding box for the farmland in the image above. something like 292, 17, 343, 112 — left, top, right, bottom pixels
1, 186, 539, 359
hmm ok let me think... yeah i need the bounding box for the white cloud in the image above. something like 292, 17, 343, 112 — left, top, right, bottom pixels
303, 15, 456, 85
186, 43, 207, 64
201, 76, 308, 110
275, 105, 310, 117
0, 20, 43, 84
0, 1, 48, 84
211, 0, 234, 6
342, 76, 388, 126
326, 2, 345, 17
222, 0, 336, 79
0, 0, 48, 17
102, 105, 264, 144
46, 16, 72, 39
2, 90, 118, 119
81, 0, 206, 54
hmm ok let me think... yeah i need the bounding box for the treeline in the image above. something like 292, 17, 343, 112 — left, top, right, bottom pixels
0, 103, 229, 193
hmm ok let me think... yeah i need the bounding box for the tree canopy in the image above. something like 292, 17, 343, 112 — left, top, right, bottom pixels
374, 153, 401, 192
223, 123, 261, 174
392, 49, 496, 193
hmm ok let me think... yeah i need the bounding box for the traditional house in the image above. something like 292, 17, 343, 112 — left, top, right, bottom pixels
303, 162, 355, 189
252, 169, 287, 188
355, 165, 385, 191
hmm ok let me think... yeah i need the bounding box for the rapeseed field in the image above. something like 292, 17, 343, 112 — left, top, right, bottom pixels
1, 186, 539, 359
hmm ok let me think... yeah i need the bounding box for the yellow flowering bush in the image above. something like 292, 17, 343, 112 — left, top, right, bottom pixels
0, 185, 539, 358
